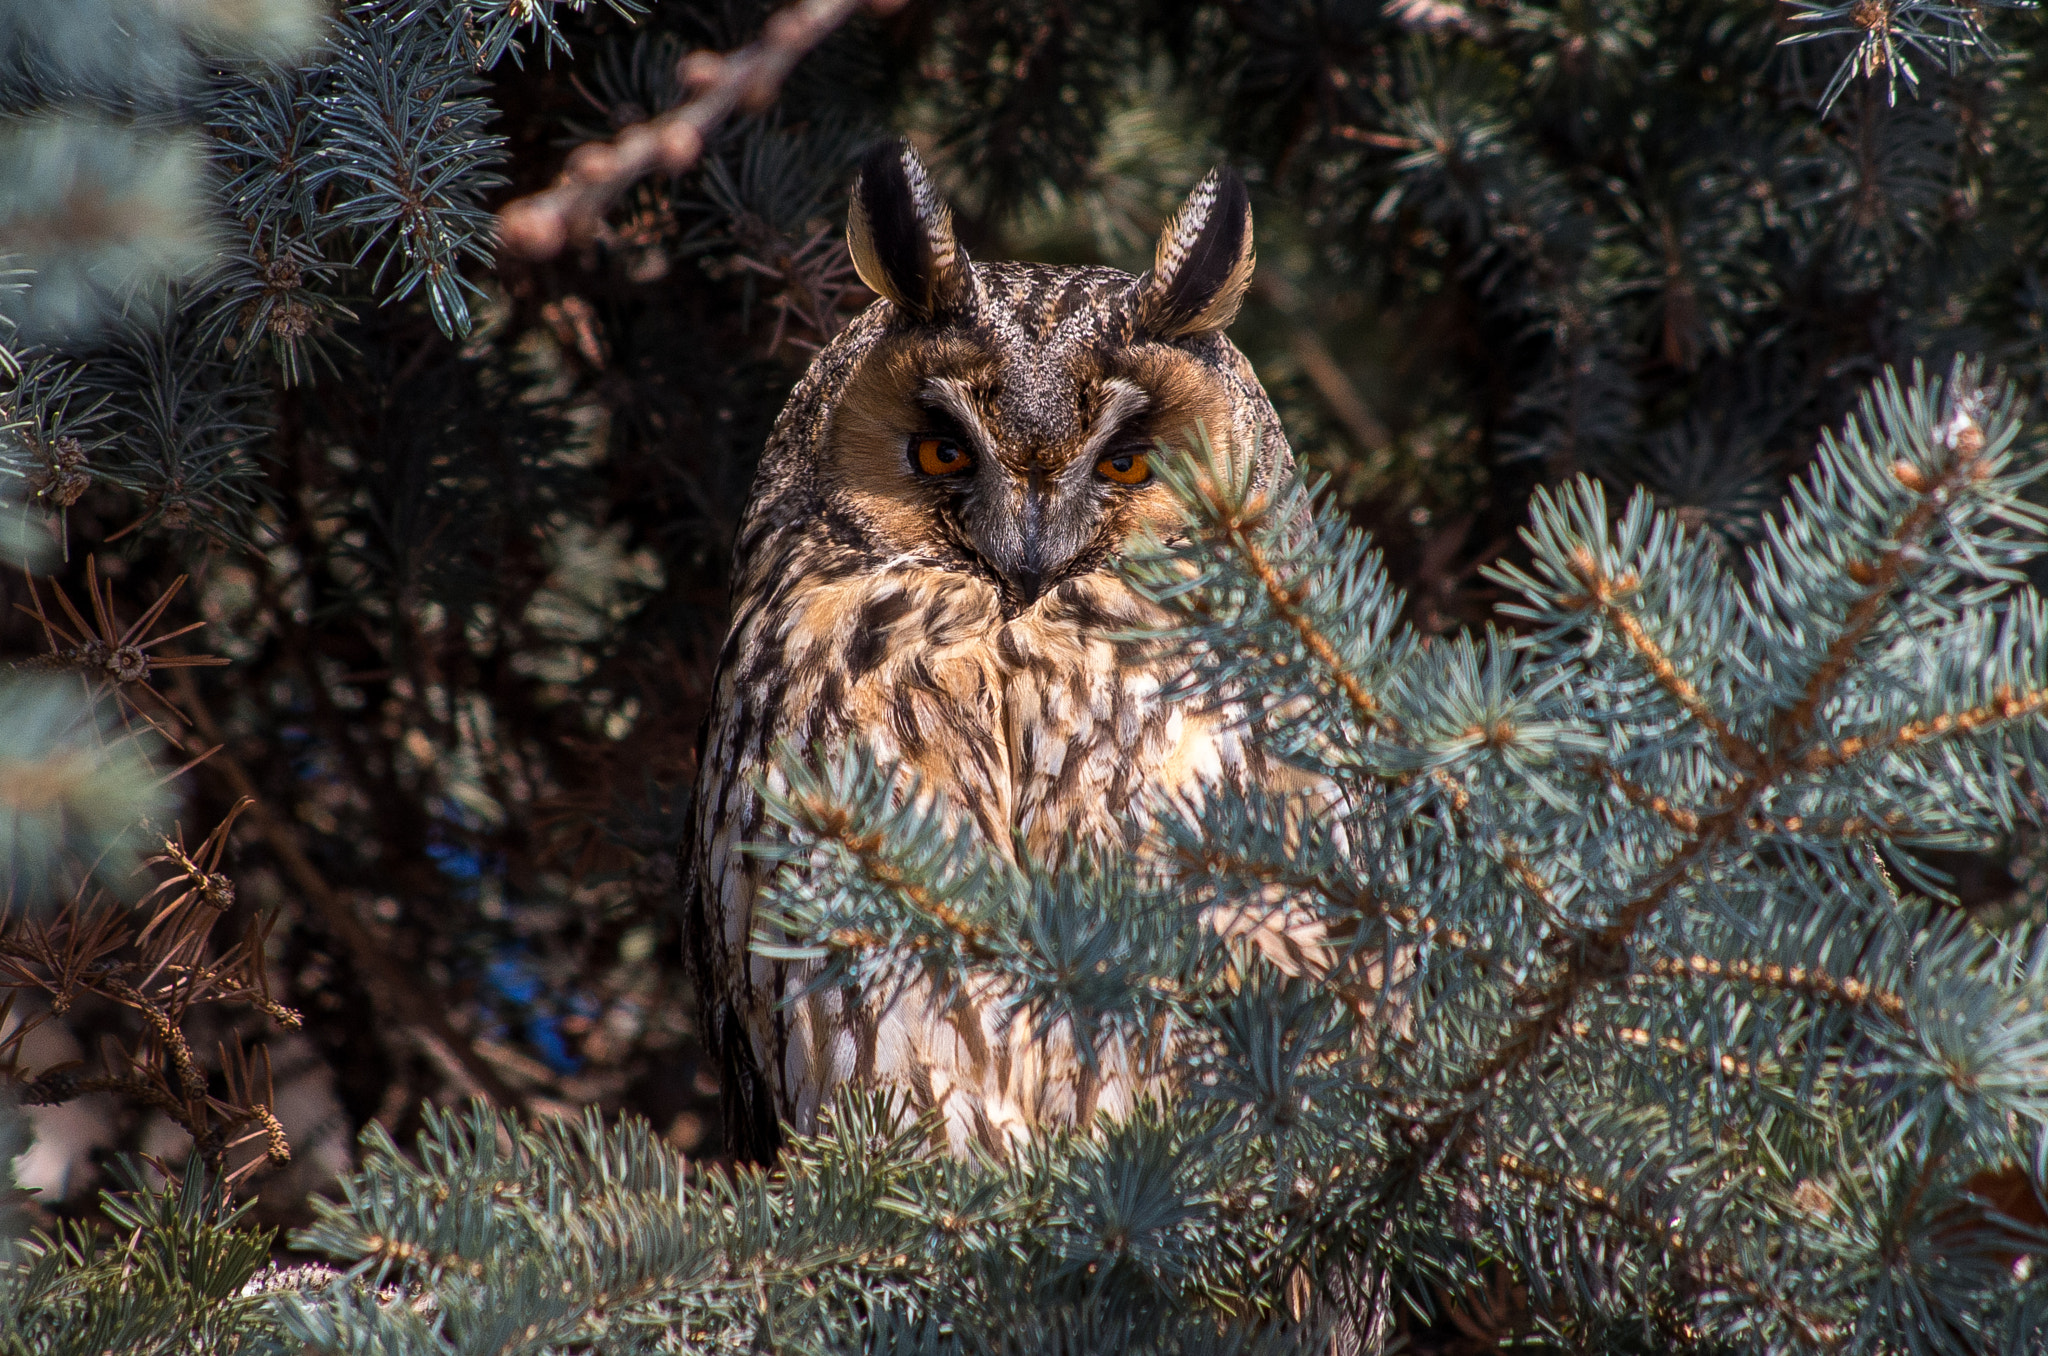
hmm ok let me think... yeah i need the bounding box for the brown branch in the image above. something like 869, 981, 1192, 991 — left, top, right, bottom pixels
101, 975, 206, 1100
1328, 125, 1423, 151
1251, 272, 1392, 453
1498, 848, 1560, 920
1603, 759, 1919, 839
794, 796, 1003, 963
1801, 685, 2048, 773
1642, 953, 1908, 1025
1210, 501, 1391, 734
1774, 405, 1992, 750
1598, 761, 1703, 834
497, 0, 908, 259
1749, 810, 1908, 838
22, 1070, 186, 1117
166, 666, 525, 1112
1563, 550, 1760, 771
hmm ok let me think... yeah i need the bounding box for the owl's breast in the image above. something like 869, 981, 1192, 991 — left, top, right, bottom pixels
816, 567, 1242, 860
995, 581, 1242, 858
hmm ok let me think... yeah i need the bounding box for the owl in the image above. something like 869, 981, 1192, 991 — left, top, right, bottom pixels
686, 140, 1306, 1165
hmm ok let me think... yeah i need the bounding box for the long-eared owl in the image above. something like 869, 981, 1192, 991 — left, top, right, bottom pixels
687, 140, 1302, 1164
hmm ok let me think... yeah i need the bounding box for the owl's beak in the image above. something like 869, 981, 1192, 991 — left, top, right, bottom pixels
1009, 470, 1053, 604
974, 468, 1077, 609
965, 459, 1096, 611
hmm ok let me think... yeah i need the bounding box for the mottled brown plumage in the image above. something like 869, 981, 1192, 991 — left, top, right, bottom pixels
687, 141, 1302, 1163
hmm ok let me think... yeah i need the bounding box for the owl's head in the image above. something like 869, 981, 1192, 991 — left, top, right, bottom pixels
753, 140, 1290, 615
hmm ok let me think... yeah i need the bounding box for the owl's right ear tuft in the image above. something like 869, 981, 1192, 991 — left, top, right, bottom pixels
847, 139, 978, 322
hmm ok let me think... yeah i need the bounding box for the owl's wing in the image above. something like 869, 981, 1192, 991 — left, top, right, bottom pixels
685, 694, 791, 1163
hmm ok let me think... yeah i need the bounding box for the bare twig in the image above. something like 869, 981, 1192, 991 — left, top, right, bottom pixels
497, 0, 907, 260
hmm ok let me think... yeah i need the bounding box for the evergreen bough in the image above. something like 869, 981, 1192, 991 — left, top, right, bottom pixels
11, 360, 2048, 1353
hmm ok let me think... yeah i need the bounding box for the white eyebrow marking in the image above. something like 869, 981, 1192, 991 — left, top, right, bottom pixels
919, 377, 996, 459
1077, 378, 1151, 464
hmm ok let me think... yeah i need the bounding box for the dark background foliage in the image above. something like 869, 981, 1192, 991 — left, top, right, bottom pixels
4, 0, 2045, 1279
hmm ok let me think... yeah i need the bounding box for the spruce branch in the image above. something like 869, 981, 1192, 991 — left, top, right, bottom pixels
1562, 550, 1762, 772
1782, 0, 2035, 115
1181, 461, 1392, 736
1598, 760, 1705, 834
1640, 954, 1909, 1025
1427, 368, 2047, 1143
316, 4, 510, 337
1482, 1129, 1864, 1352
752, 751, 1025, 979
1772, 394, 1999, 753
1800, 685, 2048, 773
794, 799, 1003, 962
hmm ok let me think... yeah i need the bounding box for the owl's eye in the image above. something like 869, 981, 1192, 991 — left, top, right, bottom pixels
911, 436, 974, 477
1095, 451, 1150, 485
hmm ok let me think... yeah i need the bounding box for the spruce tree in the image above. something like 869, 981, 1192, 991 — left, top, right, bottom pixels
4, 1, 2048, 1352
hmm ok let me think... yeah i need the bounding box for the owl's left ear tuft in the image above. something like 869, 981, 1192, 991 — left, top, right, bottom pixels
1132, 167, 1254, 340
847, 139, 979, 322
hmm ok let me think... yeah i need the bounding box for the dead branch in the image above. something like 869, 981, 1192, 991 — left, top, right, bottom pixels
498, 0, 908, 260
1, 810, 298, 1181
1252, 272, 1392, 453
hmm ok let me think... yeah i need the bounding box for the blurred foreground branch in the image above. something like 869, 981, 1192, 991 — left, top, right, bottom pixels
498, 0, 907, 259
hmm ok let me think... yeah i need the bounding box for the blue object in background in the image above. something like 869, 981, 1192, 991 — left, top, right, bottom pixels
483, 942, 600, 1076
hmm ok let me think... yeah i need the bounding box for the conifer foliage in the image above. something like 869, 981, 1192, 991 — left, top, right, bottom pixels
4, 1, 2048, 1352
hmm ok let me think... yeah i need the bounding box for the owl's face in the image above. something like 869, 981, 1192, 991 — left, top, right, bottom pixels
790, 143, 1273, 616
821, 271, 1248, 612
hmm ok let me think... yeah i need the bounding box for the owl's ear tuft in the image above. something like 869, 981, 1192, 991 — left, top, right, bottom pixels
1133, 167, 1254, 340
847, 139, 978, 322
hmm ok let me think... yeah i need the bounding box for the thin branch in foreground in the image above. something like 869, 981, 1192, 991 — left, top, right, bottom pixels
1642, 953, 1908, 1024
497, 0, 908, 260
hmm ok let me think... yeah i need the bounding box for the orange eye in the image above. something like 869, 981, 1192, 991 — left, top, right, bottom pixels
1096, 451, 1150, 485
912, 437, 973, 477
